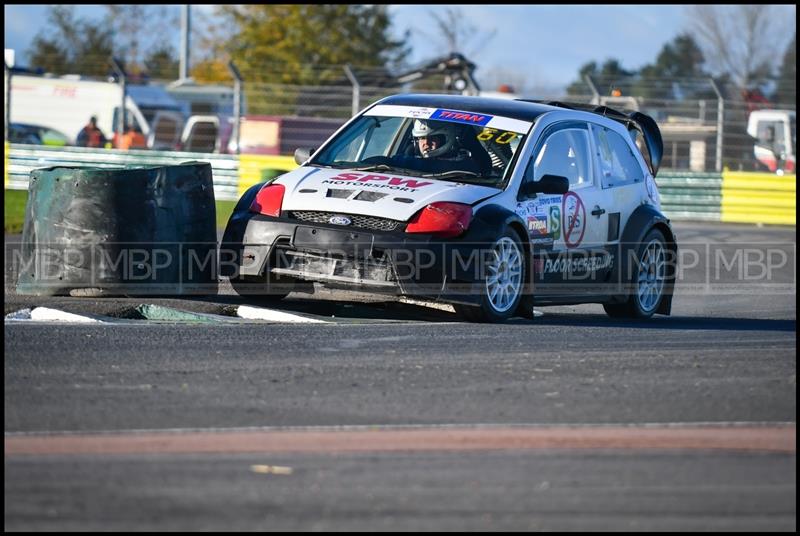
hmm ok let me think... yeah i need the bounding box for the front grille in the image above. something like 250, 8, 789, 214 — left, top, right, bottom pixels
289, 211, 404, 232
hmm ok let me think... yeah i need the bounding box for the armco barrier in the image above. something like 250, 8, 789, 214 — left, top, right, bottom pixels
720, 171, 796, 226
5, 144, 241, 201
655, 172, 723, 222
4, 145, 794, 225
5, 144, 298, 202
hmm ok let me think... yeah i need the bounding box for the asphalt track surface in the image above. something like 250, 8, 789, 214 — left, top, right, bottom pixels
4, 221, 797, 531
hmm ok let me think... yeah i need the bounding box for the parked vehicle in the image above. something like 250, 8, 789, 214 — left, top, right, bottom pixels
7, 73, 187, 150
747, 109, 796, 174
8, 122, 70, 146
222, 94, 678, 322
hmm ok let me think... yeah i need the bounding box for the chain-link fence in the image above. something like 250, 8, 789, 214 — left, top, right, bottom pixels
559, 75, 796, 173
5, 64, 796, 173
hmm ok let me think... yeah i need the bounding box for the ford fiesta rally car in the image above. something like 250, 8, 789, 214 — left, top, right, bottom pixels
221, 94, 678, 322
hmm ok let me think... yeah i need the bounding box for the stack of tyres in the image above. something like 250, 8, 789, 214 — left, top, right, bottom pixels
16, 162, 218, 296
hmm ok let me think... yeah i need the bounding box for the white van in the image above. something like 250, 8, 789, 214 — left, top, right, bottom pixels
7, 73, 186, 150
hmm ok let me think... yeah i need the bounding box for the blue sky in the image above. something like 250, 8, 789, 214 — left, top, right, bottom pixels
4, 4, 797, 92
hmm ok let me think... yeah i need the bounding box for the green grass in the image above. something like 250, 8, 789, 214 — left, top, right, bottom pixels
215, 200, 237, 230
4, 189, 28, 234
4, 189, 239, 234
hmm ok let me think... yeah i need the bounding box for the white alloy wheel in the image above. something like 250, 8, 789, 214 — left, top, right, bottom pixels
635, 238, 666, 314
485, 236, 524, 313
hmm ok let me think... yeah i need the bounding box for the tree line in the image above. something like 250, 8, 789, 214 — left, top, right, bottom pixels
22, 5, 407, 86
22, 5, 795, 105
566, 6, 795, 105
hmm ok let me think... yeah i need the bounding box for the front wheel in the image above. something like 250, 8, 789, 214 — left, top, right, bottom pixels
603, 228, 667, 319
455, 230, 526, 323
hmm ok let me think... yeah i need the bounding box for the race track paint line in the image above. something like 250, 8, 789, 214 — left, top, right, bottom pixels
5, 425, 795, 456
236, 305, 328, 323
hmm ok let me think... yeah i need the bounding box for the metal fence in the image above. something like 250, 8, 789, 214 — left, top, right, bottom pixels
4, 67, 796, 175
238, 74, 795, 174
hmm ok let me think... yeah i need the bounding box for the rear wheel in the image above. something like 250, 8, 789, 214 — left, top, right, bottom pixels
455, 229, 525, 323
603, 228, 667, 319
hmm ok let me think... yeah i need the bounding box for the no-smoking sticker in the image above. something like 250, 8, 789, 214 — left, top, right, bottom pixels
561, 191, 586, 248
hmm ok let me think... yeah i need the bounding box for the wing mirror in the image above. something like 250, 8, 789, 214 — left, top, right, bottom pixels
294, 147, 315, 165
520, 174, 570, 198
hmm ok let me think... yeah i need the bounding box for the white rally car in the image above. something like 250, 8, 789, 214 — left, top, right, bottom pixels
221, 94, 677, 322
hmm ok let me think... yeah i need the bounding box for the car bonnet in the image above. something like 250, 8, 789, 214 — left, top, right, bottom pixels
275, 166, 502, 222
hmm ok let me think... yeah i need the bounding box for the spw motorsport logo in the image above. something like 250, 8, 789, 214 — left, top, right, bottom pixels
324, 172, 433, 192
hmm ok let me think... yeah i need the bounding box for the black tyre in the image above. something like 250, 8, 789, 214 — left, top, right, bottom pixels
603, 228, 667, 319
455, 229, 526, 323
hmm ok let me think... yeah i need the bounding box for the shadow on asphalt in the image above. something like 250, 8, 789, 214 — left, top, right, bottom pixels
510, 313, 797, 332
6, 289, 795, 331
191, 295, 797, 331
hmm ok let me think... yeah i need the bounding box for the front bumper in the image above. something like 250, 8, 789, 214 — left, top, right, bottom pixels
220, 212, 492, 305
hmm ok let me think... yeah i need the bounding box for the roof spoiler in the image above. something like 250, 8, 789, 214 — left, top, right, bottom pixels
516, 100, 664, 176
626, 111, 663, 177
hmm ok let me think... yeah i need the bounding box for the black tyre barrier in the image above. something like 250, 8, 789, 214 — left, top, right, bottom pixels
16, 162, 218, 296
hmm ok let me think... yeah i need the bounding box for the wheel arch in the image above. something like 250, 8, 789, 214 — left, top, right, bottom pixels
469, 203, 532, 272
614, 205, 678, 315
470, 204, 529, 244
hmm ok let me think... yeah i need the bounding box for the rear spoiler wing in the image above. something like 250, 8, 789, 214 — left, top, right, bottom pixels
517, 100, 664, 177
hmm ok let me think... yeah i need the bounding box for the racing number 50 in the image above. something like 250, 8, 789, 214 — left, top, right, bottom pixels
477, 128, 517, 144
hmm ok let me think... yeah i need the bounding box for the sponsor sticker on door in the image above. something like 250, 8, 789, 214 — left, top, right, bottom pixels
562, 191, 586, 248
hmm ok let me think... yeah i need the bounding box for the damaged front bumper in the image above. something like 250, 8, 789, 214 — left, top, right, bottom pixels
220, 212, 490, 305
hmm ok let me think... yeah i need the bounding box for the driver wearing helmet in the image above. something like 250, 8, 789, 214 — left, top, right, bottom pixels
406, 119, 491, 175
413, 119, 462, 159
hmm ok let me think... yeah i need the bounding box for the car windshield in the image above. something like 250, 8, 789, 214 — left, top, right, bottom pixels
311, 104, 532, 187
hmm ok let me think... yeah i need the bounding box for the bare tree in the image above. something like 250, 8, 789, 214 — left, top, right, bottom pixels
688, 5, 792, 90
104, 5, 179, 69
418, 7, 497, 59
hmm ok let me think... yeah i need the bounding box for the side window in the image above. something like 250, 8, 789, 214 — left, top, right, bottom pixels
756, 120, 786, 153
593, 126, 644, 188
628, 128, 653, 173
525, 127, 591, 188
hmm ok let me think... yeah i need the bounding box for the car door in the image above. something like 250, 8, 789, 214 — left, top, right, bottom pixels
589, 122, 649, 243
516, 121, 613, 297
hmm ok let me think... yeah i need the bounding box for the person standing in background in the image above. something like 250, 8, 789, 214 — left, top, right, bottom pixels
119, 124, 147, 150
76, 116, 107, 148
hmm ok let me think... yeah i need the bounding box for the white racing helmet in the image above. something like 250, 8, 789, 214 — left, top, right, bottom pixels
412, 119, 457, 158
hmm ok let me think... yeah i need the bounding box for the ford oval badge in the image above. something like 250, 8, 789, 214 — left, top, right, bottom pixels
329, 215, 352, 226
